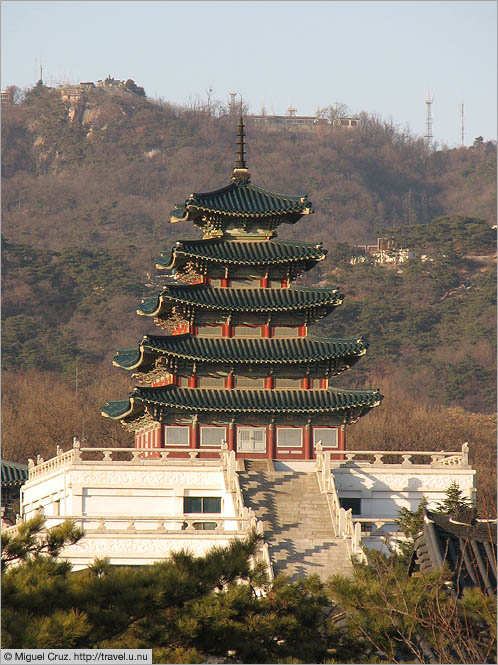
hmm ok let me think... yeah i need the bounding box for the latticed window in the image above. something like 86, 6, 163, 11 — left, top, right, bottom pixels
163, 425, 190, 446
313, 427, 338, 448
232, 325, 261, 337
197, 325, 223, 337
276, 427, 303, 448
200, 426, 226, 447
230, 279, 253, 288
198, 376, 225, 387
273, 378, 301, 388
235, 377, 265, 388
237, 427, 266, 452
273, 326, 299, 338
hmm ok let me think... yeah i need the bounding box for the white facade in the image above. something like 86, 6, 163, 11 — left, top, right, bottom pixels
6, 442, 475, 571
20, 446, 256, 570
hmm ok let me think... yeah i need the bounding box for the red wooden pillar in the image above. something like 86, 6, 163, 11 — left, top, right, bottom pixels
302, 375, 311, 389
262, 321, 272, 338
267, 422, 275, 460
337, 425, 346, 461
304, 421, 312, 459
320, 377, 328, 389
261, 272, 270, 288
298, 325, 307, 337
188, 373, 197, 388
191, 416, 198, 449
221, 267, 229, 288
228, 420, 235, 452
226, 372, 234, 389
265, 374, 273, 389
222, 317, 233, 337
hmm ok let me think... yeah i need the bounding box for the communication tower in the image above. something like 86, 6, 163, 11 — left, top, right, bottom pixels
461, 101, 465, 146
424, 93, 434, 147
229, 92, 237, 112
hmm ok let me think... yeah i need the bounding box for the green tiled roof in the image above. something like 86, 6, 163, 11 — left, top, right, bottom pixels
113, 335, 368, 370
102, 386, 383, 420
2, 460, 28, 487
170, 179, 312, 223
101, 399, 132, 419
157, 238, 327, 270
138, 284, 343, 316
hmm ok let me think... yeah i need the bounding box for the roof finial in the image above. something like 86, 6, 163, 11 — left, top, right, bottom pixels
235, 115, 246, 169
232, 110, 250, 181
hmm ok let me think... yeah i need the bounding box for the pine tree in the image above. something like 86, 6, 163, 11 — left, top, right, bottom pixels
435, 480, 475, 521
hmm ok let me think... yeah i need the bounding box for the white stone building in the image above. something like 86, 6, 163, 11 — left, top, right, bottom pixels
7, 441, 475, 577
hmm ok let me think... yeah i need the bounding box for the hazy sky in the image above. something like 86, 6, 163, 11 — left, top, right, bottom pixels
1, 1, 496, 147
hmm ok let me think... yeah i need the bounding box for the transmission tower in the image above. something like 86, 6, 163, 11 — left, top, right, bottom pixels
461, 101, 465, 146
229, 92, 237, 113
424, 93, 434, 147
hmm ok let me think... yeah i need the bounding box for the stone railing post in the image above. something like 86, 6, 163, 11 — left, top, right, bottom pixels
462, 441, 469, 467
73, 439, 81, 462
338, 507, 346, 536
324, 450, 331, 489
220, 440, 228, 469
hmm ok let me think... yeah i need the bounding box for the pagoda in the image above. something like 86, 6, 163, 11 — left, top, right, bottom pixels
102, 118, 382, 460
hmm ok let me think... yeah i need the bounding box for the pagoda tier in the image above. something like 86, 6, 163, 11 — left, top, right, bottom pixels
113, 334, 368, 383
103, 386, 381, 422
137, 284, 344, 323
169, 117, 312, 239
102, 117, 382, 459
156, 238, 327, 283
170, 181, 312, 238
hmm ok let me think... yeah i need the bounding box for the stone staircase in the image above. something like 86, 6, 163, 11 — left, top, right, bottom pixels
238, 461, 354, 581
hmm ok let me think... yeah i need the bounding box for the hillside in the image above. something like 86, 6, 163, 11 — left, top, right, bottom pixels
1, 82, 496, 512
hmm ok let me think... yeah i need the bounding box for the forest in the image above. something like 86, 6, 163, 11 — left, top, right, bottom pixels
1, 80, 496, 513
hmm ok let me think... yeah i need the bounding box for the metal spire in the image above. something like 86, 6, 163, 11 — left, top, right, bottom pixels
235, 115, 246, 169
232, 113, 250, 180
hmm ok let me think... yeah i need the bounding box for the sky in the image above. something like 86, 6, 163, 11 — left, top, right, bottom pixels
1, 0, 496, 147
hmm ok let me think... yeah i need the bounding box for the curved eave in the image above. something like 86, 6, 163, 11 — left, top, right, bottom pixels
113, 345, 158, 371
101, 398, 140, 420
116, 335, 368, 371
183, 204, 311, 220
137, 286, 344, 317
156, 241, 327, 271
103, 387, 383, 421
169, 181, 313, 224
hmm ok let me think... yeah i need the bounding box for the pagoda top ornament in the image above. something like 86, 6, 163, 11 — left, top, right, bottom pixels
169, 115, 313, 239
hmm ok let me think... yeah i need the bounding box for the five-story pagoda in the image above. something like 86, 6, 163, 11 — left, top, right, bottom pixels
102, 118, 382, 460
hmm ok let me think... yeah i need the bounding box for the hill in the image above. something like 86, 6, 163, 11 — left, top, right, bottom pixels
1, 81, 496, 512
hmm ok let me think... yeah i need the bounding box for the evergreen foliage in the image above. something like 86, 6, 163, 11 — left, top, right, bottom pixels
434, 480, 475, 521
1, 514, 84, 571
2, 517, 496, 662
328, 551, 497, 664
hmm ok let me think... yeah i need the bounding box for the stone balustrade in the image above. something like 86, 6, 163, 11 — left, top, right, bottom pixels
336, 443, 470, 468
26, 441, 470, 483
25, 514, 255, 535
28, 449, 75, 480
27, 443, 227, 480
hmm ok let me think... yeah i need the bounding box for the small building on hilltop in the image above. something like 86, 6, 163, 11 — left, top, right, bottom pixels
3, 120, 477, 579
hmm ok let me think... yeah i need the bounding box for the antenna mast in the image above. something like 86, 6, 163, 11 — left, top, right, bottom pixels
461, 101, 465, 146
229, 92, 237, 114
424, 93, 434, 148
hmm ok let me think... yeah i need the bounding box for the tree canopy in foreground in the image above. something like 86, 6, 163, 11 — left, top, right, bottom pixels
2, 517, 496, 663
